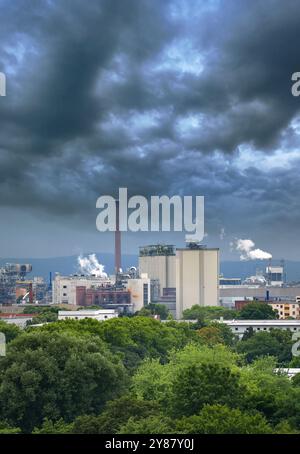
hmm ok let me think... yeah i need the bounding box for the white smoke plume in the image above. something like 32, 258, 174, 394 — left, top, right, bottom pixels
78, 254, 108, 278
236, 239, 272, 261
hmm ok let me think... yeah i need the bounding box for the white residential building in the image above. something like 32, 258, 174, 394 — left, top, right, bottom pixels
220, 319, 300, 338
58, 309, 118, 321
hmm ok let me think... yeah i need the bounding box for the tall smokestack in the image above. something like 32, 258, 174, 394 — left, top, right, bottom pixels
115, 200, 121, 275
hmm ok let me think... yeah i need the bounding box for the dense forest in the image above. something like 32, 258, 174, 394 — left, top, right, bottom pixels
0, 304, 300, 434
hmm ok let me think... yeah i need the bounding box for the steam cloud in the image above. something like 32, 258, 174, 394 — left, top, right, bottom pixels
236, 239, 272, 261
78, 254, 108, 278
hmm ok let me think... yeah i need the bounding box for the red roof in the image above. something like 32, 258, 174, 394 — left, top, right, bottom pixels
0, 313, 37, 318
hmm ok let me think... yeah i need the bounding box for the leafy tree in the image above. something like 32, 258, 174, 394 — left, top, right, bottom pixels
32, 418, 73, 434
27, 311, 58, 325
119, 405, 274, 435
203, 322, 237, 347
182, 305, 234, 321
169, 363, 245, 417
239, 357, 293, 423
119, 415, 176, 434
242, 326, 255, 340
23, 306, 60, 314
0, 320, 21, 342
237, 330, 293, 364
272, 387, 300, 429
72, 396, 160, 434
35, 317, 199, 370
237, 302, 278, 320
174, 404, 273, 434
131, 343, 243, 413
292, 373, 300, 387
137, 303, 170, 320
136, 308, 152, 317
0, 420, 21, 434
0, 331, 127, 432
197, 326, 223, 346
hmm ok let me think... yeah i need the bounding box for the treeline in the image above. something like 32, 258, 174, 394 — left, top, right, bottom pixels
0, 307, 299, 434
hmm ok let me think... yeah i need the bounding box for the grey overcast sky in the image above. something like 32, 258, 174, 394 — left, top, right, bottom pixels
0, 0, 300, 259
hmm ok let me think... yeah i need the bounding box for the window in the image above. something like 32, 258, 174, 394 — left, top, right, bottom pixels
143, 283, 149, 305
63, 285, 67, 289
63, 293, 67, 296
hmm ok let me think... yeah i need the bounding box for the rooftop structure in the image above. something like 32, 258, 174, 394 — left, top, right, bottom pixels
139, 244, 176, 257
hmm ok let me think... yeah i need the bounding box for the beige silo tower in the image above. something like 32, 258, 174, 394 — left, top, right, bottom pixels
176, 245, 219, 319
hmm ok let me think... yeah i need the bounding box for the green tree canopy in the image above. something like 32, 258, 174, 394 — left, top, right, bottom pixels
237, 302, 278, 320
175, 404, 273, 434
182, 305, 234, 321
71, 395, 160, 434
237, 329, 293, 364
34, 317, 199, 370
0, 320, 21, 343
0, 331, 127, 432
137, 303, 170, 320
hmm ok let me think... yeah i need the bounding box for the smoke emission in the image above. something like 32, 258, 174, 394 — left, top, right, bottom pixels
236, 239, 272, 261
78, 254, 108, 278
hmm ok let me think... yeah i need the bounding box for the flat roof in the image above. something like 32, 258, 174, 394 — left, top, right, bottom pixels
176, 247, 219, 251
59, 310, 117, 315
220, 319, 300, 326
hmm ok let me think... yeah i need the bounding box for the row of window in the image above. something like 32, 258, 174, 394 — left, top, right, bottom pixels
235, 327, 299, 331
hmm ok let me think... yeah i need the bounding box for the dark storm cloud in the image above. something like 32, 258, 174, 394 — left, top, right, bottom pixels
1, 0, 300, 241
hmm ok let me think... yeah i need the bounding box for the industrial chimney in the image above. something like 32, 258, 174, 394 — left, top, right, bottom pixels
115, 200, 121, 275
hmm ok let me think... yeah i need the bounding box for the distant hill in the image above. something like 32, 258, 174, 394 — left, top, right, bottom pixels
1, 255, 300, 284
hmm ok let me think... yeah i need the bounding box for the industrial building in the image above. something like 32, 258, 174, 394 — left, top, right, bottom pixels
53, 271, 150, 313
220, 286, 300, 307
176, 244, 219, 319
0, 263, 32, 304
138, 243, 220, 319
52, 274, 111, 306
266, 264, 285, 286
139, 244, 176, 299
125, 274, 150, 312
76, 285, 131, 308
219, 277, 242, 286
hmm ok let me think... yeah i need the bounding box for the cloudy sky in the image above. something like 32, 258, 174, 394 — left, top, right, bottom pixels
0, 0, 300, 260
